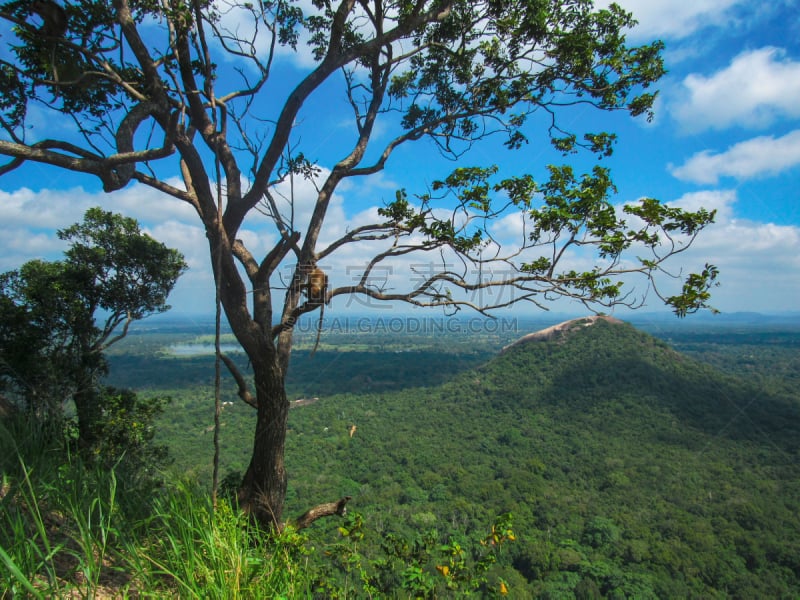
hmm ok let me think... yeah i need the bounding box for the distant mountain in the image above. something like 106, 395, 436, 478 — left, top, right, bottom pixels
285, 316, 800, 597
486, 316, 799, 449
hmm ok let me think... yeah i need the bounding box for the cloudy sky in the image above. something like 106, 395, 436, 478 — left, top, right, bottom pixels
1, 0, 799, 320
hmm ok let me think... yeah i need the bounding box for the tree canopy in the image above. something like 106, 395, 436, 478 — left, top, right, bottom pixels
0, 0, 718, 526
0, 207, 186, 447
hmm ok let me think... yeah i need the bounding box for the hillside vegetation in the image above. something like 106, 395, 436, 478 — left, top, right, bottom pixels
2, 317, 799, 597
279, 318, 800, 597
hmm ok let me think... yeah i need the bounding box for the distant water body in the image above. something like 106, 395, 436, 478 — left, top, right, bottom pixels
168, 343, 242, 356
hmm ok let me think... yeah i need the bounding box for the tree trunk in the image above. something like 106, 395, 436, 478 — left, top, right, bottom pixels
73, 368, 101, 450
205, 216, 293, 528
74, 388, 98, 448
237, 355, 289, 528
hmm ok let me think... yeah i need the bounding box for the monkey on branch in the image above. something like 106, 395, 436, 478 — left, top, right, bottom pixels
299, 264, 330, 356
305, 265, 329, 307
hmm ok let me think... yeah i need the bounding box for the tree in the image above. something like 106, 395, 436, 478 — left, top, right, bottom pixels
0, 0, 718, 527
87, 385, 172, 486
0, 208, 187, 449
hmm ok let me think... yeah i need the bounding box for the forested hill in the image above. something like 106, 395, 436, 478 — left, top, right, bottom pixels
284, 316, 800, 597
483, 316, 799, 450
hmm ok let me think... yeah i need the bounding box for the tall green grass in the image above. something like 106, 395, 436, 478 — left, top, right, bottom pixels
0, 463, 64, 598
1, 415, 515, 598
0, 416, 313, 598
123, 482, 312, 598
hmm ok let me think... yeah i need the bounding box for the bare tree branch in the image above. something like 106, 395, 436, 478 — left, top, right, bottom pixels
291, 496, 352, 530
219, 353, 257, 409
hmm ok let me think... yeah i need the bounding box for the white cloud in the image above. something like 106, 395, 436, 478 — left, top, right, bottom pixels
666, 189, 737, 221
147, 221, 207, 267
685, 194, 799, 260
670, 130, 800, 184
489, 211, 533, 245
601, 0, 745, 41
0, 230, 64, 272
0, 184, 217, 312
2, 178, 797, 316
213, 0, 322, 69
0, 180, 197, 230
606, 189, 800, 312
661, 190, 800, 312
105, 178, 197, 222
669, 47, 800, 132
320, 188, 800, 315
0, 186, 90, 230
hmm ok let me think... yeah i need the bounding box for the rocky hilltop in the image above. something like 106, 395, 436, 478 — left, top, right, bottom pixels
501, 314, 624, 352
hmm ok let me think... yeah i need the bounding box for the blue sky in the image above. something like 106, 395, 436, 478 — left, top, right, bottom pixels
1, 0, 799, 320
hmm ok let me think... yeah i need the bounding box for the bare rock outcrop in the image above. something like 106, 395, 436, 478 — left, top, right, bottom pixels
501, 315, 623, 353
